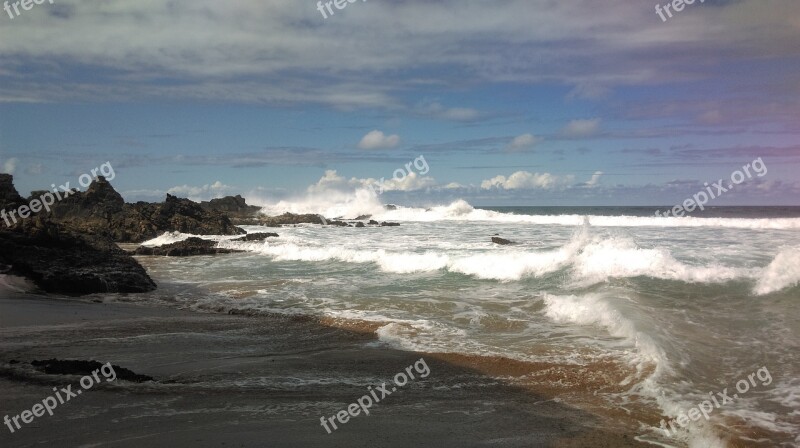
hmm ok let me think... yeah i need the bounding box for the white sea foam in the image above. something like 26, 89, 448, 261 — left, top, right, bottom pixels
753, 246, 800, 295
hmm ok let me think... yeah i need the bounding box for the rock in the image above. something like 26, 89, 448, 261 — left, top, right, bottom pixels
0, 220, 157, 295
0, 175, 156, 295
134, 237, 243, 257
244, 213, 326, 227
368, 220, 380, 225
385, 204, 398, 210
43, 177, 245, 243
354, 215, 371, 220
381, 221, 400, 227
354, 222, 365, 228
31, 359, 154, 383
200, 195, 261, 222
0, 173, 25, 211
491, 237, 514, 245
232, 232, 279, 242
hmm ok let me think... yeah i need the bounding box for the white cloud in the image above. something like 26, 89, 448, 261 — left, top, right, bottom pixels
585, 171, 603, 187
358, 130, 400, 150
167, 180, 234, 201
481, 171, 573, 190
508, 133, 542, 151
308, 169, 436, 195
1, 157, 18, 175
417, 102, 480, 122
562, 118, 601, 137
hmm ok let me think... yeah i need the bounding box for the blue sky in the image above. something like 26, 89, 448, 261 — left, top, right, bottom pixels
0, 0, 798, 206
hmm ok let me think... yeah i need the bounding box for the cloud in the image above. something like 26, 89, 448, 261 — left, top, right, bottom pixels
562, 118, 601, 138
166, 180, 234, 201
507, 133, 542, 151
358, 130, 400, 150
417, 101, 480, 122
1, 158, 18, 174
481, 171, 573, 190
308, 169, 436, 195
585, 171, 603, 187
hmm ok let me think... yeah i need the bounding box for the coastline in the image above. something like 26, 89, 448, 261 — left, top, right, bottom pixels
0, 292, 653, 448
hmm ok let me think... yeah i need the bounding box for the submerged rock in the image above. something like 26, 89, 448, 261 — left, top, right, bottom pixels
232, 232, 279, 242
491, 237, 515, 245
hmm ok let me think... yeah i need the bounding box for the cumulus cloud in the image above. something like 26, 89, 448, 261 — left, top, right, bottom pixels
358, 130, 400, 150
585, 171, 603, 187
167, 180, 234, 201
507, 133, 542, 151
481, 171, 574, 190
308, 169, 436, 194
562, 118, 601, 137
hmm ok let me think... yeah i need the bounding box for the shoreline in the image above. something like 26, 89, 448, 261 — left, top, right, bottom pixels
0, 292, 656, 447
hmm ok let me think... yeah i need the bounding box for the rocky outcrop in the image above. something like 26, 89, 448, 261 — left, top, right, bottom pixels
240, 213, 326, 227
0, 175, 156, 295
45, 177, 244, 243
0, 173, 25, 211
491, 237, 515, 245
200, 195, 261, 221
133, 237, 243, 257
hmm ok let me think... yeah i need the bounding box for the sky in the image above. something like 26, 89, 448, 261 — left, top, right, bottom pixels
0, 0, 799, 207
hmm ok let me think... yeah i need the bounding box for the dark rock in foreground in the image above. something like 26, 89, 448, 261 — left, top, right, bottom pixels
491, 237, 515, 245
0, 175, 157, 295
134, 237, 242, 257
0, 220, 157, 295
31, 359, 154, 383
232, 232, 279, 242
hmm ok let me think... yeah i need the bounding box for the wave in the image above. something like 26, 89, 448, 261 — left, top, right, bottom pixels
214, 229, 786, 290
753, 247, 800, 295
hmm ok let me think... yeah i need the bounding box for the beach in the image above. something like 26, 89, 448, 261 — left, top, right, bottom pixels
0, 291, 649, 447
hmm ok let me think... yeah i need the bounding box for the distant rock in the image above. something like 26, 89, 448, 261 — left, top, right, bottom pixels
200, 195, 261, 222
354, 222, 365, 228
381, 221, 400, 227
385, 204, 398, 210
354, 215, 371, 220
491, 237, 515, 245
368, 220, 379, 225
243, 212, 326, 227
44, 177, 245, 243
134, 237, 242, 257
232, 232, 279, 242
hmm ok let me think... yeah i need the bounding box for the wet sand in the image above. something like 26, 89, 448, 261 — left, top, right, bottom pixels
0, 293, 654, 447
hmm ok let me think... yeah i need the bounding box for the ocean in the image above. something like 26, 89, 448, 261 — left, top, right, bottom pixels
125, 201, 799, 447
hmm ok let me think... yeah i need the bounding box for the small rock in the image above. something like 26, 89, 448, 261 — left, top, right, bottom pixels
491, 237, 514, 245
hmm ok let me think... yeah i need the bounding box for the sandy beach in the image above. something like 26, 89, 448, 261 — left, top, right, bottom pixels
0, 291, 652, 448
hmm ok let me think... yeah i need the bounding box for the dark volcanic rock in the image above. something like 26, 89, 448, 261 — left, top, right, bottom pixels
368, 220, 380, 225
354, 222, 365, 228
134, 237, 242, 257
31, 359, 154, 383
200, 195, 261, 222
250, 213, 326, 227
381, 221, 400, 227
0, 174, 25, 210
0, 175, 156, 295
0, 220, 157, 295
232, 232, 279, 242
491, 237, 515, 245
45, 177, 244, 243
